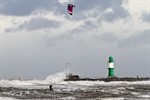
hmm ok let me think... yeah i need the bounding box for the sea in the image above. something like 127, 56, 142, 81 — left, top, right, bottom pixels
0, 71, 150, 100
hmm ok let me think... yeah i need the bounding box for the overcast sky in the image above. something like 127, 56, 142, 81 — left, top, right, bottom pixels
0, 0, 149, 79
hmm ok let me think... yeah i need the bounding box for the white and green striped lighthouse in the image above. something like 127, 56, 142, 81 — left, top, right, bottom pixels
108, 56, 115, 77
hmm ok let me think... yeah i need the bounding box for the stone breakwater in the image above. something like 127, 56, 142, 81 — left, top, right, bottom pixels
64, 77, 150, 82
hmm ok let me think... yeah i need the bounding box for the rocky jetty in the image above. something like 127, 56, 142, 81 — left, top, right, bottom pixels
64, 74, 150, 82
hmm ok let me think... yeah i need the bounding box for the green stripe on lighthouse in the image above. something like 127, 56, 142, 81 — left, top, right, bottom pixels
108, 68, 114, 77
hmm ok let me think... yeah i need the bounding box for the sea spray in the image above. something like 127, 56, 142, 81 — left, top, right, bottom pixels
44, 70, 67, 84
0, 70, 68, 87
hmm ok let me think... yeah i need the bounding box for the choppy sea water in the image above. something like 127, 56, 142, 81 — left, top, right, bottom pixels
0, 72, 149, 100
0, 79, 150, 100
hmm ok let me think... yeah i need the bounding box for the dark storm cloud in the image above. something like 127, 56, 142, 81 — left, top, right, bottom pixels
141, 13, 150, 23
5, 18, 60, 32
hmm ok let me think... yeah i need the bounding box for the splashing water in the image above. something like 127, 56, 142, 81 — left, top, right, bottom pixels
0, 70, 67, 87
44, 70, 66, 84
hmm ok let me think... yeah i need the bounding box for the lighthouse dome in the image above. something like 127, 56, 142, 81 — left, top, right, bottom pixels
109, 56, 114, 62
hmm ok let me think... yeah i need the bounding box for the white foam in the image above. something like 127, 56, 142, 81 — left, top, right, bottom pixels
131, 92, 139, 96
59, 80, 150, 86
126, 81, 150, 85
60, 96, 76, 100
100, 97, 125, 100
0, 97, 17, 100
117, 87, 126, 90
127, 87, 134, 89
138, 94, 150, 98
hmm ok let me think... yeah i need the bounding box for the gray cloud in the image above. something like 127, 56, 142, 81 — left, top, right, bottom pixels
72, 0, 130, 22
5, 18, 60, 32
72, 20, 97, 33
46, 34, 71, 47
141, 12, 150, 23
101, 6, 129, 22
1, 0, 129, 22
0, 0, 59, 16
95, 33, 119, 43
94, 30, 149, 48
119, 30, 149, 47
82, 21, 96, 29
46, 29, 149, 48
75, 0, 121, 12
2, 0, 130, 33
45, 30, 82, 47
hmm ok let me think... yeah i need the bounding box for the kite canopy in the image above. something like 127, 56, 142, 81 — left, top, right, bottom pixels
67, 4, 75, 15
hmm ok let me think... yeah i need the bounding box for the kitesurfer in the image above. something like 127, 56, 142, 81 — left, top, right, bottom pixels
49, 85, 53, 91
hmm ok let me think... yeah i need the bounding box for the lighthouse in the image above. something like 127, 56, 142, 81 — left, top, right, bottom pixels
108, 56, 115, 77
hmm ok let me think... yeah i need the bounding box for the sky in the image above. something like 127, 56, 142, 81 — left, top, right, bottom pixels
0, 0, 149, 79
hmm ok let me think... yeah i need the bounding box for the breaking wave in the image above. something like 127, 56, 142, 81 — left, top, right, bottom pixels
0, 70, 66, 87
